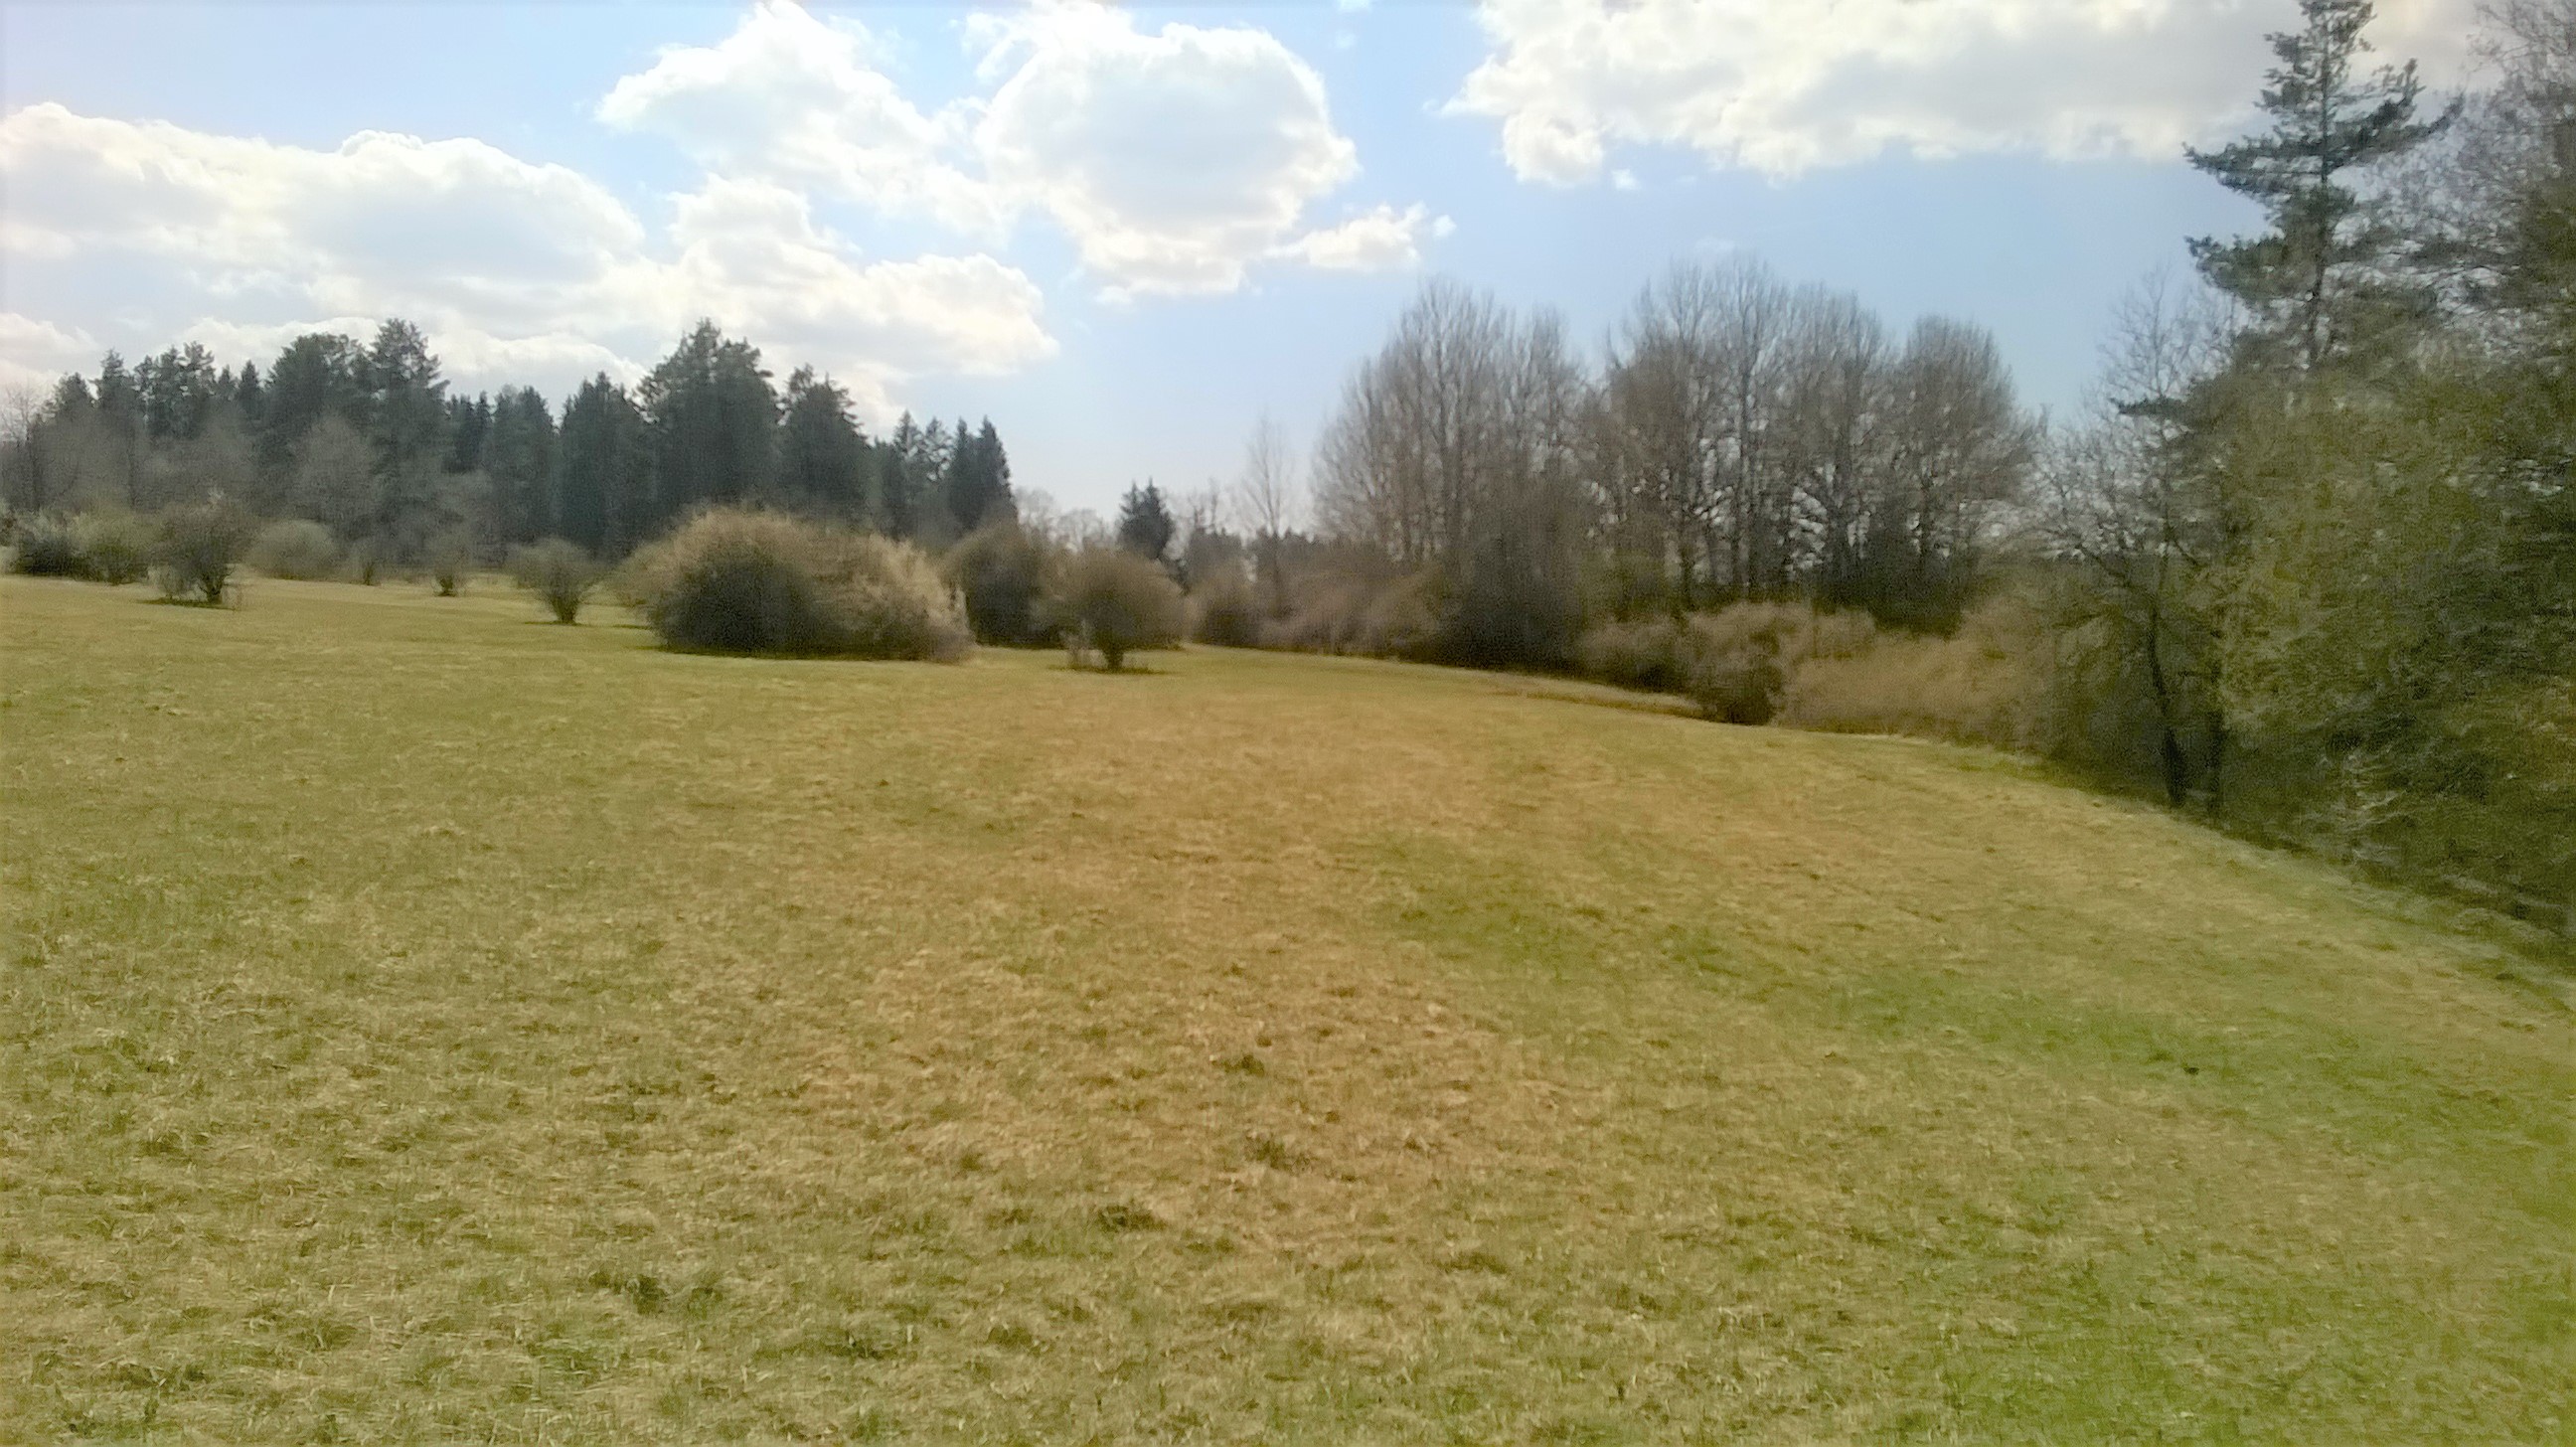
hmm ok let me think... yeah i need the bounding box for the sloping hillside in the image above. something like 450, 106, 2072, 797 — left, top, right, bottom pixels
3, 576, 2567, 1443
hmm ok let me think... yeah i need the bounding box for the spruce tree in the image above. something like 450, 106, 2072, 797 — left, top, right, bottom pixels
777, 367, 866, 519
1116, 482, 1177, 564
2185, 0, 2453, 374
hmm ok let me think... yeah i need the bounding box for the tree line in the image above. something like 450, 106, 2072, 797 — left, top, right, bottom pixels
1, 320, 1019, 563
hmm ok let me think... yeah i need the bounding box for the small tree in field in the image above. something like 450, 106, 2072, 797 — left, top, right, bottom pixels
508, 538, 606, 623
151, 498, 257, 605
1048, 545, 1184, 670
426, 529, 475, 596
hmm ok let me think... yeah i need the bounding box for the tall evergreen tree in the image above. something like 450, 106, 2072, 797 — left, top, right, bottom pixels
558, 376, 653, 556
483, 388, 557, 545
945, 417, 1015, 532
637, 320, 777, 535
259, 332, 369, 473
776, 367, 868, 519
445, 394, 493, 473
364, 319, 449, 552
1116, 482, 1177, 563
2185, 0, 2454, 374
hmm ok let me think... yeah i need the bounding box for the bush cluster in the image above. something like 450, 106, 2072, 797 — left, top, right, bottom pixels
628, 508, 972, 661
1186, 565, 1263, 648
7, 510, 155, 583
1573, 600, 2048, 741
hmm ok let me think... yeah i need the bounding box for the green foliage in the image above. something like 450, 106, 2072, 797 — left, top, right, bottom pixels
507, 539, 605, 624
2185, 0, 2452, 373
150, 498, 257, 604
246, 518, 340, 579
631, 507, 970, 661
944, 522, 1049, 645
1115, 483, 1176, 564
1046, 545, 1184, 670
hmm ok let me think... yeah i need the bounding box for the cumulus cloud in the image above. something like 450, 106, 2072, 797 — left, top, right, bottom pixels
1272, 204, 1447, 271
598, 0, 1006, 235
0, 101, 1050, 411
602, 0, 1422, 296
1448, 0, 2478, 184
972, 4, 1364, 296
0, 313, 96, 395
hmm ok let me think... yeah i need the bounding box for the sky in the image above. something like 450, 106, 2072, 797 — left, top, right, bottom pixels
0, 0, 2478, 519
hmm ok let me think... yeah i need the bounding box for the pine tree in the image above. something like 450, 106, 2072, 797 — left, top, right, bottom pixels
637, 321, 778, 535
1116, 482, 1177, 564
259, 333, 369, 474
234, 362, 263, 426
484, 388, 557, 545
776, 367, 867, 519
2185, 0, 2454, 374
558, 376, 653, 556
364, 319, 450, 553
945, 417, 1016, 532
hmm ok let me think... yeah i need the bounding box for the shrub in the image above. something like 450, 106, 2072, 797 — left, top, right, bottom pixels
8, 510, 157, 583
633, 508, 971, 661
1575, 616, 1690, 692
426, 530, 477, 596
507, 538, 606, 624
76, 511, 156, 585
1264, 570, 1442, 659
1046, 545, 1184, 670
247, 519, 340, 579
1687, 647, 1786, 725
1188, 564, 1262, 648
945, 523, 1049, 645
8, 514, 86, 577
1778, 599, 2053, 749
150, 499, 258, 604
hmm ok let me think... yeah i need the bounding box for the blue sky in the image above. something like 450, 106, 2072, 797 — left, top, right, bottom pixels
0, 0, 2472, 519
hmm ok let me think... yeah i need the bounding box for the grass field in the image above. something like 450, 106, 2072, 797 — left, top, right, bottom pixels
2, 573, 2569, 1444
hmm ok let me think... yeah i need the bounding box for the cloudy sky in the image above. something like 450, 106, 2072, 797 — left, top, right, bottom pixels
0, 0, 2473, 515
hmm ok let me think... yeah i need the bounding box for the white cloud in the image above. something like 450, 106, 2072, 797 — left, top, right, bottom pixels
600, 1, 1415, 297
0, 312, 96, 395
598, 0, 1007, 235
972, 4, 1363, 296
0, 102, 1051, 412
1448, 0, 2478, 184
1272, 204, 1446, 271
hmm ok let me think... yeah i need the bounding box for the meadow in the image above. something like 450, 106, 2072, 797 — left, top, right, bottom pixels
2, 574, 2568, 1444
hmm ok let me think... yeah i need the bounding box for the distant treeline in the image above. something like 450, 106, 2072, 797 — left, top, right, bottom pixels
0, 319, 1016, 563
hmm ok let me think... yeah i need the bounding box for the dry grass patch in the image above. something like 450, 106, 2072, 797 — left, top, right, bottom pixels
2, 576, 2567, 1443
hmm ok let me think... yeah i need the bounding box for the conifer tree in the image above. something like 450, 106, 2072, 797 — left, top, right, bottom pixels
2185, 0, 2454, 374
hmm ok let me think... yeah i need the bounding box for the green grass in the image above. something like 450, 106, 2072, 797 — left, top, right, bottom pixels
2, 573, 2568, 1444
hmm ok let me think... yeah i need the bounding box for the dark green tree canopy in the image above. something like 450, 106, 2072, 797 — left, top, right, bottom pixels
1116, 482, 1177, 563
